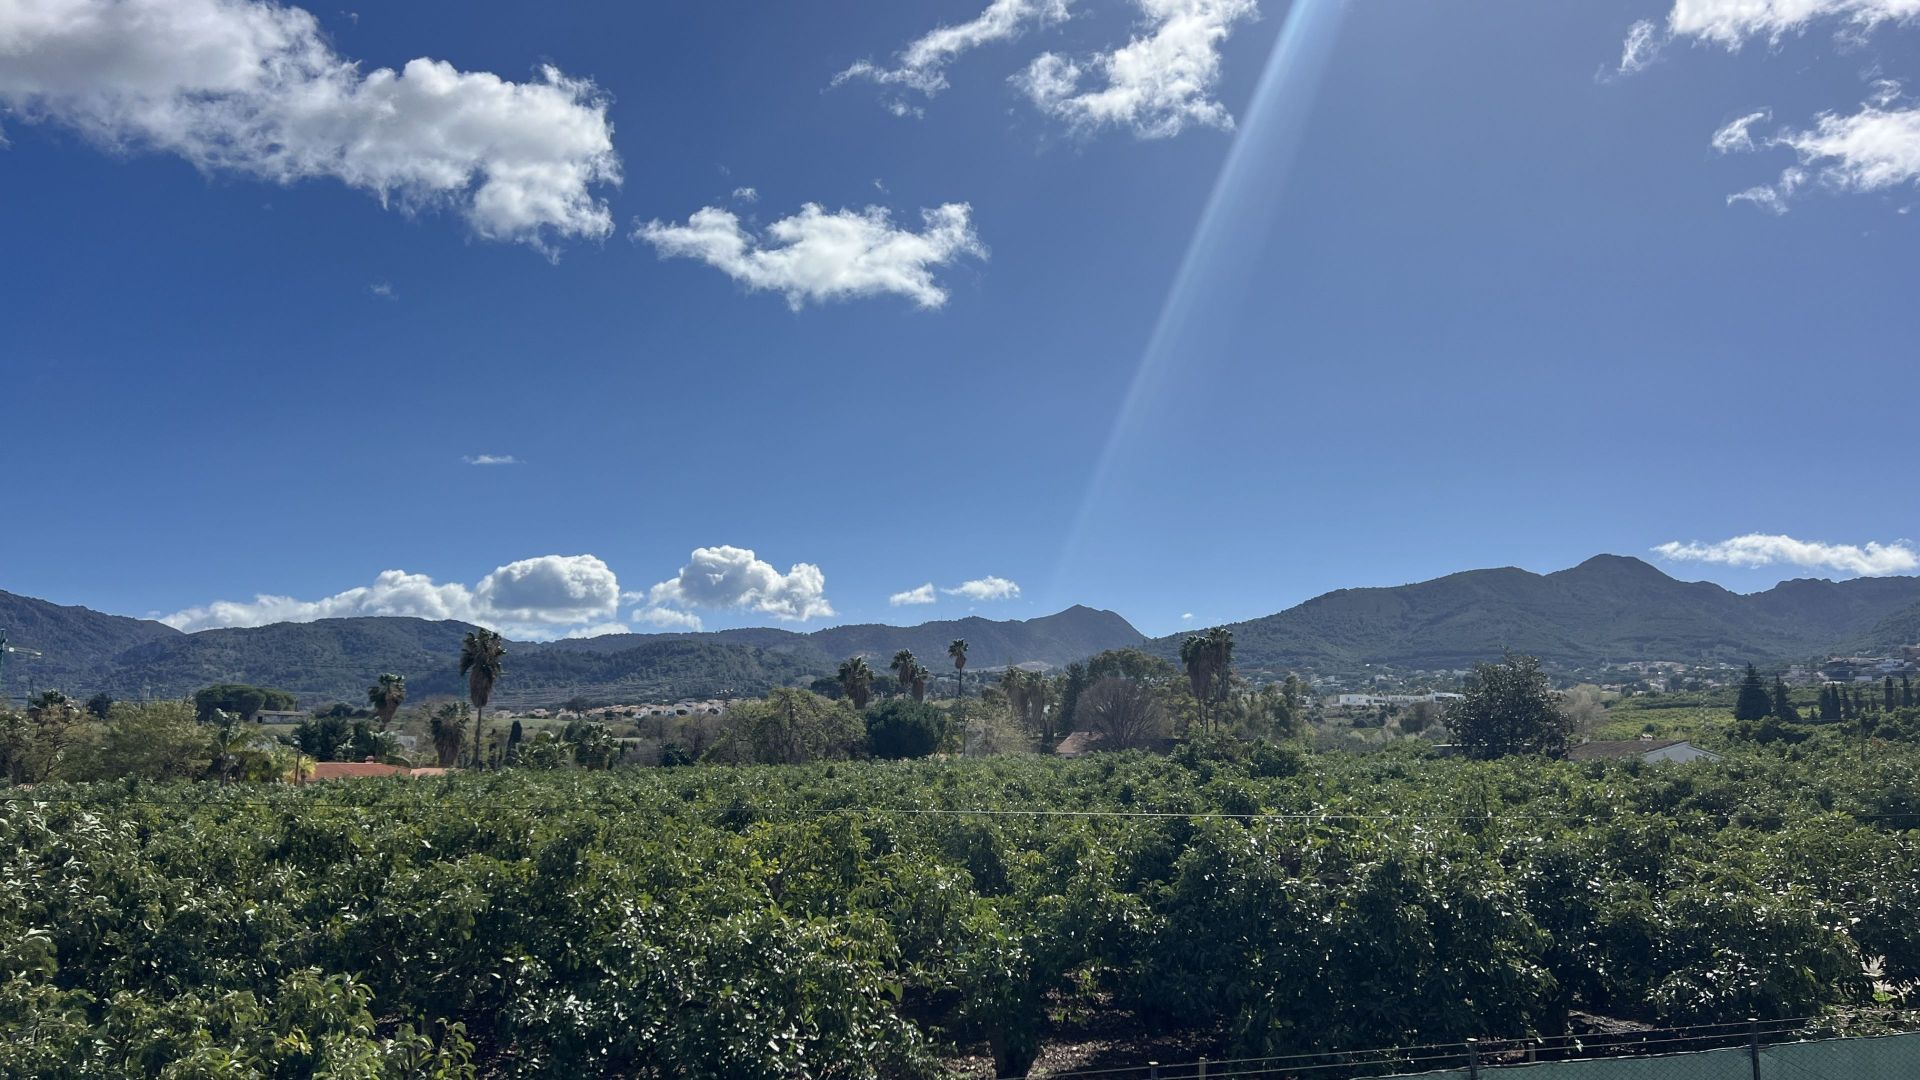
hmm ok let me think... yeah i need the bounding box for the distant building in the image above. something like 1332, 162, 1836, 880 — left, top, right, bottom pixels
307, 759, 456, 781
1334, 692, 1465, 708
1567, 739, 1723, 765
1054, 731, 1106, 758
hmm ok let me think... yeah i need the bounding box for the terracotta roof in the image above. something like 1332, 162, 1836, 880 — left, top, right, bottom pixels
308, 761, 410, 780
1567, 739, 1684, 762
1054, 730, 1107, 757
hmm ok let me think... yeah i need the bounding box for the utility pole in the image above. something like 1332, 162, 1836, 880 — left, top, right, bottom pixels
0, 630, 44, 707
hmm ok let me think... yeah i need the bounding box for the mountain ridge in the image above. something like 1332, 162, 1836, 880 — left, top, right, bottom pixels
1143, 554, 1920, 674
7, 555, 1920, 703
0, 591, 1143, 705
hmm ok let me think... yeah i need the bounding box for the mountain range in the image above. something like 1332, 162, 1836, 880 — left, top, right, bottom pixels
5, 555, 1919, 706
0, 592, 1144, 706
1147, 555, 1920, 675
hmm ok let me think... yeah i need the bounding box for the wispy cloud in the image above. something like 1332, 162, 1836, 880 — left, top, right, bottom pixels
836, 0, 1072, 115
369, 281, 396, 300
889, 583, 938, 606
0, 0, 620, 250
463, 454, 520, 465
1653, 533, 1919, 576
636, 201, 985, 309
1714, 88, 1920, 213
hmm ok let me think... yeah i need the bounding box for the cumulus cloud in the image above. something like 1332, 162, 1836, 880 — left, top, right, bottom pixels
1716, 89, 1920, 211
0, 0, 620, 249
890, 583, 938, 606
836, 0, 1072, 114
636, 201, 985, 309
463, 454, 520, 465
1014, 0, 1258, 138
474, 554, 621, 627
1181, 611, 1195, 620
944, 575, 1022, 601
159, 554, 621, 636
1653, 534, 1919, 576
644, 545, 835, 623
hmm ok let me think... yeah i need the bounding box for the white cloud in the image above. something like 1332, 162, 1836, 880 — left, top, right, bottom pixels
1014, 0, 1258, 138
636, 201, 985, 309
368, 281, 395, 300
1181, 611, 1194, 620
564, 622, 631, 639
634, 606, 705, 631
645, 545, 836, 623
1618, 19, 1663, 74
944, 575, 1022, 601
1662, 0, 1920, 48
1653, 534, 1919, 576
463, 453, 520, 465
732, 185, 758, 203
159, 554, 622, 636
890, 583, 938, 606
836, 0, 1072, 112
474, 554, 621, 627
0, 0, 620, 249
1716, 90, 1920, 211
1711, 109, 1770, 152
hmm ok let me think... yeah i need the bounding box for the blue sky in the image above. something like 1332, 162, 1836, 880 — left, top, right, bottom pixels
2, 0, 1917, 639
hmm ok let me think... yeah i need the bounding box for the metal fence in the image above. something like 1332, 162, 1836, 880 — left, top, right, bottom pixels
1022, 1022, 1920, 1080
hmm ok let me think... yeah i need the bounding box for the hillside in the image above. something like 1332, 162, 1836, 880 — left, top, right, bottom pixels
0, 591, 1144, 706
1146, 555, 1920, 674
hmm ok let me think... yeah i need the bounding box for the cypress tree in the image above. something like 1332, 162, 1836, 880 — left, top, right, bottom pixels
1886, 676, 1899, 713
1734, 664, 1772, 722
1771, 677, 1800, 724
1904, 675, 1914, 709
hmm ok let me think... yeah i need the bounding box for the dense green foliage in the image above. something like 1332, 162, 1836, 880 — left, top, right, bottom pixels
1451, 653, 1572, 759
193, 683, 297, 722
5, 741, 1919, 1077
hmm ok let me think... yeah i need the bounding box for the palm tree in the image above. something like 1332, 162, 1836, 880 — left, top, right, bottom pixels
911, 663, 930, 704
429, 702, 469, 768
837, 656, 874, 711
367, 673, 407, 730
459, 629, 506, 768
948, 639, 969, 699
891, 650, 918, 696
1180, 628, 1237, 732
207, 710, 253, 785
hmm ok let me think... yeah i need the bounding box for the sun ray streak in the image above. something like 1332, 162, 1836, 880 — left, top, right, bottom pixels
1048, 0, 1347, 607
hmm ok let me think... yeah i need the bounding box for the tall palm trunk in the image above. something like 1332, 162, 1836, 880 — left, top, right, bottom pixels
472, 704, 485, 769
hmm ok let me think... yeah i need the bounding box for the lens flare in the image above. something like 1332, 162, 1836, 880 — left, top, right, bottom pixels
1048, 0, 1347, 606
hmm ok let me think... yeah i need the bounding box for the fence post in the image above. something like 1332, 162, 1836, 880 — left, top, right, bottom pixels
1749, 1018, 1761, 1080
1466, 1039, 1480, 1080
1197, 1058, 1208, 1079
